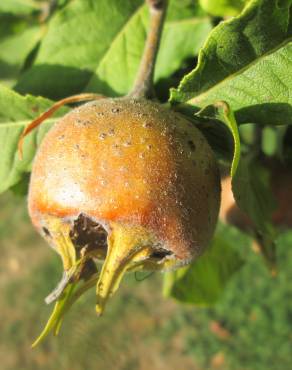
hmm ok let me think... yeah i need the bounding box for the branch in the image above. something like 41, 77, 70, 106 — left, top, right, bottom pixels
130, 0, 168, 99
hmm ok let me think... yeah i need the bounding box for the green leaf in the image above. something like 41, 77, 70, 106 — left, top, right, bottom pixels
163, 223, 245, 305
0, 25, 42, 85
166, 0, 207, 20
87, 7, 212, 96
15, 0, 144, 99
261, 126, 278, 157
196, 101, 240, 176
232, 157, 276, 232
9, 173, 30, 196
232, 156, 278, 264
196, 119, 234, 164
0, 14, 44, 86
85, 4, 148, 96
155, 16, 212, 81
0, 85, 67, 194
0, 25, 41, 66
170, 0, 292, 125
0, 15, 27, 38
15, 0, 212, 99
0, 0, 41, 15
199, 0, 247, 17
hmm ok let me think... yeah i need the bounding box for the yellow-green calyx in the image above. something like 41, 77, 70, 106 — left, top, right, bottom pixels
95, 223, 155, 315
32, 217, 179, 347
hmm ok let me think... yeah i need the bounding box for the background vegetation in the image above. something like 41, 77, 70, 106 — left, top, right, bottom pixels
1, 191, 292, 370
0, 0, 291, 369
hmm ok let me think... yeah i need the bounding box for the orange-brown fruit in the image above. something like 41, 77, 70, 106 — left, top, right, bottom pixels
28, 97, 220, 343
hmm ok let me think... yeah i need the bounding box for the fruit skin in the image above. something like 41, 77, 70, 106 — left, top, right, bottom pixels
29, 97, 221, 267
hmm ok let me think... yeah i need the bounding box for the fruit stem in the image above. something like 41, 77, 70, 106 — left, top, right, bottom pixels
130, 0, 168, 99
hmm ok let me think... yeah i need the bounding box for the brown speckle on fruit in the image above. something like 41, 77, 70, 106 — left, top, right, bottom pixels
99, 132, 107, 140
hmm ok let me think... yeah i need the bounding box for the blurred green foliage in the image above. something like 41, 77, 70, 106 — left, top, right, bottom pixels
0, 0, 292, 367
1, 192, 292, 370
